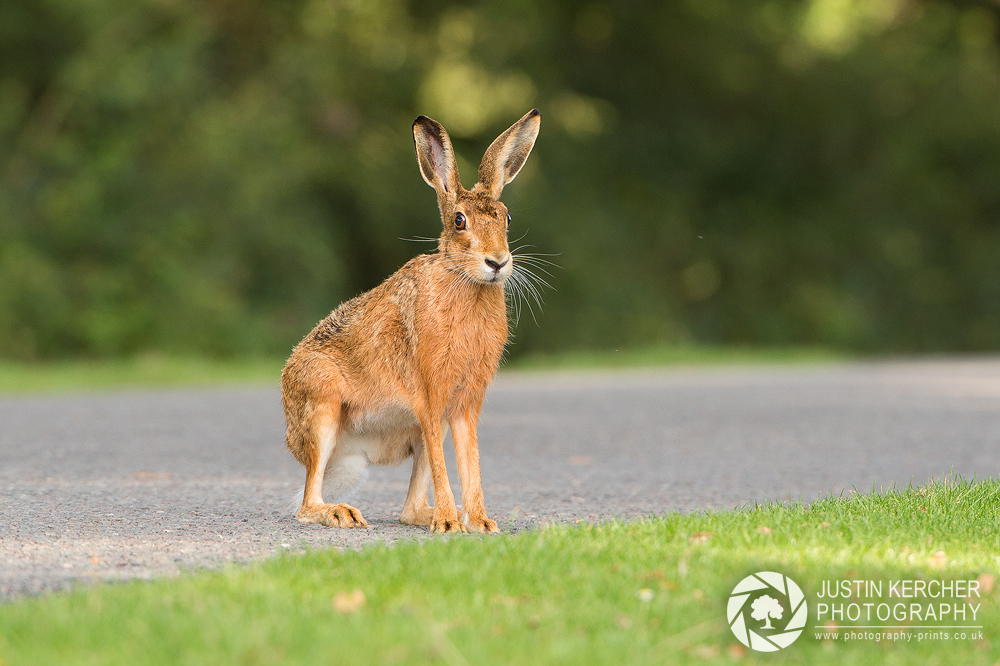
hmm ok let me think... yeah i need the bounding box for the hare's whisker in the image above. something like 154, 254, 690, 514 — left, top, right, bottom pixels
398, 236, 440, 243
512, 258, 557, 277
507, 271, 541, 325
512, 277, 531, 322
512, 251, 561, 262
513, 265, 553, 293
518, 271, 547, 310
509, 231, 531, 245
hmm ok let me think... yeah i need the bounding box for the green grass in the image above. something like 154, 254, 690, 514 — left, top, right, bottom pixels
508, 343, 841, 371
0, 356, 285, 394
2, 478, 998, 665
0, 345, 840, 394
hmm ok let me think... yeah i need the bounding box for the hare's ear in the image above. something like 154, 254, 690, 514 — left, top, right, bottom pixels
413, 115, 460, 201
477, 109, 541, 200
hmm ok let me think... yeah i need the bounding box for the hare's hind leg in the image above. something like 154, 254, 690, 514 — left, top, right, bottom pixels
399, 429, 433, 526
296, 400, 368, 528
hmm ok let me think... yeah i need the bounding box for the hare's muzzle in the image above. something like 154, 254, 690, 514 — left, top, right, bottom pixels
482, 252, 512, 283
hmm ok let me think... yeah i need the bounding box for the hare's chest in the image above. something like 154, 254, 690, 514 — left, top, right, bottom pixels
444, 309, 507, 378
416, 282, 507, 383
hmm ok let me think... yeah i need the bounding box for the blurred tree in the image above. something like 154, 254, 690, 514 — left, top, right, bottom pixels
1, 0, 999, 359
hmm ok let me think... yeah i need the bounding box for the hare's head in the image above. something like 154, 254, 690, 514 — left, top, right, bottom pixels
413, 110, 541, 285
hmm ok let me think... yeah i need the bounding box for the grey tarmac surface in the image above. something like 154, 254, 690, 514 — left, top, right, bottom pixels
2, 358, 1000, 600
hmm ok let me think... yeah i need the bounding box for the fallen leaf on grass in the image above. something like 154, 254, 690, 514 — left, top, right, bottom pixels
490, 593, 531, 607
688, 531, 712, 544
977, 573, 995, 595
755, 525, 772, 536
333, 590, 366, 613
929, 551, 947, 569
692, 644, 719, 659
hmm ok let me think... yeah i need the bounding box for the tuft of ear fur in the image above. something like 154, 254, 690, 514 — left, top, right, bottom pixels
413, 115, 460, 200
477, 109, 541, 200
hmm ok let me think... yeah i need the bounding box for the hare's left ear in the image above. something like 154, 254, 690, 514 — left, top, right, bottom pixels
477, 109, 541, 201
413, 115, 460, 203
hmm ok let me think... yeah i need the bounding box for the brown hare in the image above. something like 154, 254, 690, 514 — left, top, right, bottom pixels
281, 109, 541, 534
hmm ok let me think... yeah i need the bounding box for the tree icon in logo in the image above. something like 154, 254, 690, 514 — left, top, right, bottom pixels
750, 594, 783, 630
728, 572, 806, 652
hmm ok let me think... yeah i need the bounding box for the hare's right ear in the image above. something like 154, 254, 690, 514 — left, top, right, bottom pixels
413, 115, 460, 202
477, 109, 541, 200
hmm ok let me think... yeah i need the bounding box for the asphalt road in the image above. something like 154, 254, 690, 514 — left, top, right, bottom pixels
2, 358, 999, 599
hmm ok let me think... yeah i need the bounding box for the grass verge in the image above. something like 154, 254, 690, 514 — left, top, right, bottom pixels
1, 478, 998, 665
0, 356, 285, 394
0, 345, 839, 394
509, 344, 841, 371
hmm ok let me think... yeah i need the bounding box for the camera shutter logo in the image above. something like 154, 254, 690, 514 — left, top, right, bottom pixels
728, 572, 807, 652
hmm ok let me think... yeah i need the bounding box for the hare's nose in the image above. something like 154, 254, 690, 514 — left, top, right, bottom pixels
484, 255, 509, 273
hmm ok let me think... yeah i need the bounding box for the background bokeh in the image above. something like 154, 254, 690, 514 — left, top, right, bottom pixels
2, 0, 999, 360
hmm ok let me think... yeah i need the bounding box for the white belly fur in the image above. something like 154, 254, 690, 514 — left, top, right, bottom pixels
313, 404, 421, 503
298, 406, 422, 507
347, 403, 419, 435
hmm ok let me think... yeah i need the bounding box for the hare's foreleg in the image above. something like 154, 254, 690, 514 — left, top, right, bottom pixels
296, 400, 368, 528
450, 411, 499, 533
399, 430, 433, 526
417, 409, 466, 533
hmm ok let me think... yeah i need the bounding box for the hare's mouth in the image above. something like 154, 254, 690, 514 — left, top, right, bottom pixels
468, 270, 507, 286
475, 266, 511, 285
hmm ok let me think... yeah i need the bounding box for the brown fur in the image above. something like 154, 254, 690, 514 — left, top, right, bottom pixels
281, 110, 541, 533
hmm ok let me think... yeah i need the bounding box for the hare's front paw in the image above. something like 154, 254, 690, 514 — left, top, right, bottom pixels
430, 514, 468, 534
465, 515, 499, 534
298, 503, 369, 528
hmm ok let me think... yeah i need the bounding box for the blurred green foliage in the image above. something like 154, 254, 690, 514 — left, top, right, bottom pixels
2, 0, 999, 360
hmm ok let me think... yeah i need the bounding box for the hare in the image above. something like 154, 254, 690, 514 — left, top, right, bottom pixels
281, 109, 541, 534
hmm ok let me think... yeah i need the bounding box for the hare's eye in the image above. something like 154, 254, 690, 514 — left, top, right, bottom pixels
455, 212, 467, 230
506, 213, 511, 227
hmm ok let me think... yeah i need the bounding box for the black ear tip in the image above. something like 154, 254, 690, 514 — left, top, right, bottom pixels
529, 108, 541, 118
414, 115, 448, 140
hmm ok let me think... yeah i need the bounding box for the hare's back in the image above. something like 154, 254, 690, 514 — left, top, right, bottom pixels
305, 255, 431, 347
284, 256, 430, 401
